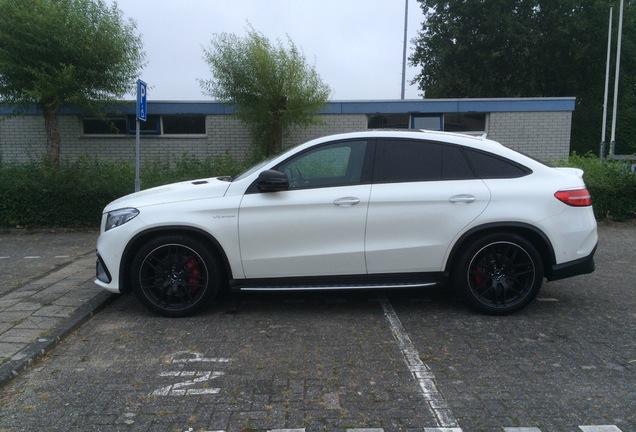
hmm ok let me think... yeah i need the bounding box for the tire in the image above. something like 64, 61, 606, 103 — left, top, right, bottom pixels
131, 235, 221, 317
452, 233, 543, 315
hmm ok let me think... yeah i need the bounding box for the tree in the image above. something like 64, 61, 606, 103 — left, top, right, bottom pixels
0, 0, 145, 164
410, 0, 636, 155
200, 26, 331, 158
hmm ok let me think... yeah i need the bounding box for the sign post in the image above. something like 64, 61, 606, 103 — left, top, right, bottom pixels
135, 80, 147, 192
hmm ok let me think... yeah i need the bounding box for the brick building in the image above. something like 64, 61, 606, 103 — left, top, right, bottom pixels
0, 97, 575, 164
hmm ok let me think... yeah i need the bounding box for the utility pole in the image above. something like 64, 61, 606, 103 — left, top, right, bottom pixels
609, 0, 624, 158
600, 7, 613, 162
401, 0, 408, 99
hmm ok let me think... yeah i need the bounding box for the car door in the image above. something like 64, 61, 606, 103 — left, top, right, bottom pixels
238, 140, 372, 278
365, 139, 491, 273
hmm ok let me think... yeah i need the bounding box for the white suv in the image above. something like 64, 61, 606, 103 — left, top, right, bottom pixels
95, 130, 597, 316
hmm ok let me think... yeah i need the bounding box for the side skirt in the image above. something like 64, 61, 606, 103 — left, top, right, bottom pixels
229, 272, 448, 292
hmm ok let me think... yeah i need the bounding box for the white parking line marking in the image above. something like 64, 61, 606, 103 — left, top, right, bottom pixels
169, 350, 230, 363
423, 428, 463, 431
24, 256, 41, 259
579, 426, 624, 432
54, 255, 70, 259
151, 351, 231, 397
151, 371, 224, 396
269, 429, 306, 432
379, 295, 458, 428
504, 428, 542, 432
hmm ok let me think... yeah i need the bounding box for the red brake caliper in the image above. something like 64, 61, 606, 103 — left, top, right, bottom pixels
185, 258, 201, 294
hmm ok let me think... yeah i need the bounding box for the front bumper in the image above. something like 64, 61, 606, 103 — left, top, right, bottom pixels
96, 252, 112, 284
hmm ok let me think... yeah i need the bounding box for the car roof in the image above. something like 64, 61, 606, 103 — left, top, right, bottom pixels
293, 129, 544, 170
301, 129, 497, 150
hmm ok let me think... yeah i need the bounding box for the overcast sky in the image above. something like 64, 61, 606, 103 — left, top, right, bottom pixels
109, 0, 425, 101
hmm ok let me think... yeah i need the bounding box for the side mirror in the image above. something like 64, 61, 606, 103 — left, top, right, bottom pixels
256, 170, 289, 192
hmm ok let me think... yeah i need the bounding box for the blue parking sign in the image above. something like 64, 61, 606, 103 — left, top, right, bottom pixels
137, 80, 147, 122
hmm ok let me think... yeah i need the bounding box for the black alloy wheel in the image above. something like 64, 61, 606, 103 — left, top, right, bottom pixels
453, 233, 544, 315
131, 236, 221, 317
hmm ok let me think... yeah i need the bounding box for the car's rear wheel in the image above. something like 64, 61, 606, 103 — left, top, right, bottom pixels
131, 235, 221, 317
452, 233, 543, 315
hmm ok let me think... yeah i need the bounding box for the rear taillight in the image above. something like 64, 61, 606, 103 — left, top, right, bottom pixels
554, 188, 592, 207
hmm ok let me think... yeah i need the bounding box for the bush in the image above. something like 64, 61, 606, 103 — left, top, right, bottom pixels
552, 154, 636, 221
0, 155, 248, 228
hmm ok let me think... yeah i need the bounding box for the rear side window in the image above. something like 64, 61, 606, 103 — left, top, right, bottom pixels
374, 139, 442, 183
464, 148, 530, 178
443, 145, 476, 180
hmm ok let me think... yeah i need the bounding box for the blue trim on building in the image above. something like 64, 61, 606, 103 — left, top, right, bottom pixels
1, 97, 575, 116
321, 98, 575, 114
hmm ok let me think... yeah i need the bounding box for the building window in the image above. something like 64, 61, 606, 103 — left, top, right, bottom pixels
82, 117, 127, 135
444, 113, 486, 133
82, 115, 206, 136
162, 115, 206, 134
368, 113, 410, 129
368, 113, 486, 133
412, 115, 443, 130
128, 115, 161, 135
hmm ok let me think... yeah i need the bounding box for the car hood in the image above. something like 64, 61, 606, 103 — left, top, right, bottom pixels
103, 177, 232, 212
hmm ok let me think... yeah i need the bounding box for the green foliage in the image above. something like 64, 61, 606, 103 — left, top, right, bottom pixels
200, 25, 331, 157
141, 154, 248, 189
552, 154, 636, 221
410, 0, 636, 155
0, 0, 146, 163
0, 155, 248, 228
0, 158, 133, 228
0, 0, 145, 109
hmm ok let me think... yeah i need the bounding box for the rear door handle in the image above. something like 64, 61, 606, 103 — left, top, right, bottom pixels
449, 194, 476, 204
333, 197, 361, 206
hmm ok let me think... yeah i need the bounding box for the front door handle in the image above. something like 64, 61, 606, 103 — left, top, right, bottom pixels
449, 194, 476, 204
333, 197, 361, 206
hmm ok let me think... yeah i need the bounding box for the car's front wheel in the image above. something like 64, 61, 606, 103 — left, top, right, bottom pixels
131, 235, 221, 317
452, 233, 543, 315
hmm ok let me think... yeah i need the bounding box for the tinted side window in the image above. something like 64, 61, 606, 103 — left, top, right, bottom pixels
374, 139, 442, 183
464, 148, 530, 178
443, 145, 476, 180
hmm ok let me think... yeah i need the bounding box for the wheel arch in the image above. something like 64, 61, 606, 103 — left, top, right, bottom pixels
118, 226, 232, 293
446, 222, 556, 278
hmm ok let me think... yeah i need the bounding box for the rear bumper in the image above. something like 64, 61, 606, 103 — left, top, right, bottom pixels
548, 244, 597, 281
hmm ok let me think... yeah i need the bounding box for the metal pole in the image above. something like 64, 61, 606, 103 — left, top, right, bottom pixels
600, 6, 613, 162
401, 0, 408, 99
135, 120, 140, 192
610, 0, 624, 158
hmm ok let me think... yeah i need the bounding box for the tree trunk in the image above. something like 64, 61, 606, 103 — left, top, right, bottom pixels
267, 112, 283, 156
266, 96, 288, 156
43, 106, 61, 165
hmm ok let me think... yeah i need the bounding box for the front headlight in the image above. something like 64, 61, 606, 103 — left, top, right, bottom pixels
105, 208, 139, 231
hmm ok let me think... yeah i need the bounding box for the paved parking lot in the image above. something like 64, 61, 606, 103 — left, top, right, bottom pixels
0, 223, 634, 432
0, 230, 98, 295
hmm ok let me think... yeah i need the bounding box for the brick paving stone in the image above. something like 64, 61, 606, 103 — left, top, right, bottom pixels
0, 227, 634, 432
0, 328, 41, 344
12, 316, 60, 331
0, 342, 22, 358
32, 304, 75, 318
5, 301, 41, 312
